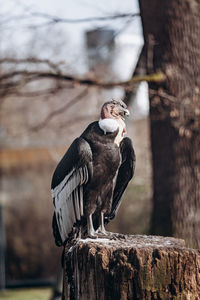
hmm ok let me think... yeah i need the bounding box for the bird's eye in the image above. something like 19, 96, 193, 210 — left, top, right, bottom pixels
110, 105, 115, 110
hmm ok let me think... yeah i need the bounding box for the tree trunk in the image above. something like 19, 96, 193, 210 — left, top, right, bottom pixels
139, 0, 200, 247
63, 235, 200, 300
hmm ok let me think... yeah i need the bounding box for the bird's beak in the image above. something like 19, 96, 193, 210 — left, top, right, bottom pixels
124, 108, 130, 117
117, 105, 130, 120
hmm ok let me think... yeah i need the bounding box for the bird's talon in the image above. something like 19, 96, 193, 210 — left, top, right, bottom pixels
96, 233, 109, 238
96, 229, 108, 235
87, 234, 98, 239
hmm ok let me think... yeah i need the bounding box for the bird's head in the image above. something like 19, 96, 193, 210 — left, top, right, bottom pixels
100, 99, 130, 121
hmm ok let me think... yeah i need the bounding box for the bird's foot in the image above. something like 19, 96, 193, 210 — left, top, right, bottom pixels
87, 229, 98, 239
96, 228, 107, 234
95, 228, 113, 238
103, 231, 119, 240
96, 233, 109, 238
95, 226, 109, 238
87, 234, 98, 239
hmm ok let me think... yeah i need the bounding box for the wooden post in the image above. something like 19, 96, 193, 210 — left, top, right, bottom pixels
63, 234, 200, 300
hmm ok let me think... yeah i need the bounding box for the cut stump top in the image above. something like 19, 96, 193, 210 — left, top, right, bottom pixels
67, 234, 186, 250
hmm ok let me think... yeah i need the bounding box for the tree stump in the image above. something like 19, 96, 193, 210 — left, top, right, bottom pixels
63, 234, 200, 300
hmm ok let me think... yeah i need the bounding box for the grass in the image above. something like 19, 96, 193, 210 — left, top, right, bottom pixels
0, 288, 52, 300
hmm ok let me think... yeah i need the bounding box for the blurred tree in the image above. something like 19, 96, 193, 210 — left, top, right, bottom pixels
139, 0, 200, 247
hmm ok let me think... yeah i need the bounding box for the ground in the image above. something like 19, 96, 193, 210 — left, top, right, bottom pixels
0, 288, 51, 300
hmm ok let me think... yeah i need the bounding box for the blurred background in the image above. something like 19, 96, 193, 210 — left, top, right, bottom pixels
1, 0, 200, 299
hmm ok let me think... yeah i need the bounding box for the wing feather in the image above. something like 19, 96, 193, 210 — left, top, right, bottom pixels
73, 186, 81, 221
51, 138, 92, 245
79, 185, 84, 216
105, 137, 136, 222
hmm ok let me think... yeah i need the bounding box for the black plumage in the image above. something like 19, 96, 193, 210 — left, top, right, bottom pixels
51, 100, 136, 246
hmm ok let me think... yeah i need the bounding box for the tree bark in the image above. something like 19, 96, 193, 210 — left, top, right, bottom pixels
63, 235, 200, 300
139, 0, 200, 247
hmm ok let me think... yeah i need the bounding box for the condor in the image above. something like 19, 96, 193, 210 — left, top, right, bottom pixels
51, 100, 136, 246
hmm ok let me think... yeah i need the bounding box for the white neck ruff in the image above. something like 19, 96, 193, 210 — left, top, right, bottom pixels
98, 118, 119, 134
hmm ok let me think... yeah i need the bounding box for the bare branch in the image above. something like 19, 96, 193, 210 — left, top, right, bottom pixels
0, 11, 140, 29
0, 55, 165, 101
0, 70, 166, 89
30, 12, 140, 24
0, 57, 63, 72
9, 88, 62, 98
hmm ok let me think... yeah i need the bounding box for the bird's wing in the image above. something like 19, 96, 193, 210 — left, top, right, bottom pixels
51, 137, 93, 245
106, 137, 136, 222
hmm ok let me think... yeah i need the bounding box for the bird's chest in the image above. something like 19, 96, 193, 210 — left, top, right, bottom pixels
84, 141, 121, 197
92, 142, 121, 177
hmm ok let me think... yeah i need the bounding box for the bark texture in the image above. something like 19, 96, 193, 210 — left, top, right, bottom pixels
139, 0, 200, 247
63, 235, 200, 300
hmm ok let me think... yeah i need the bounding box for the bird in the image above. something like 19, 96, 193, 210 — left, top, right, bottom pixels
51, 99, 136, 246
